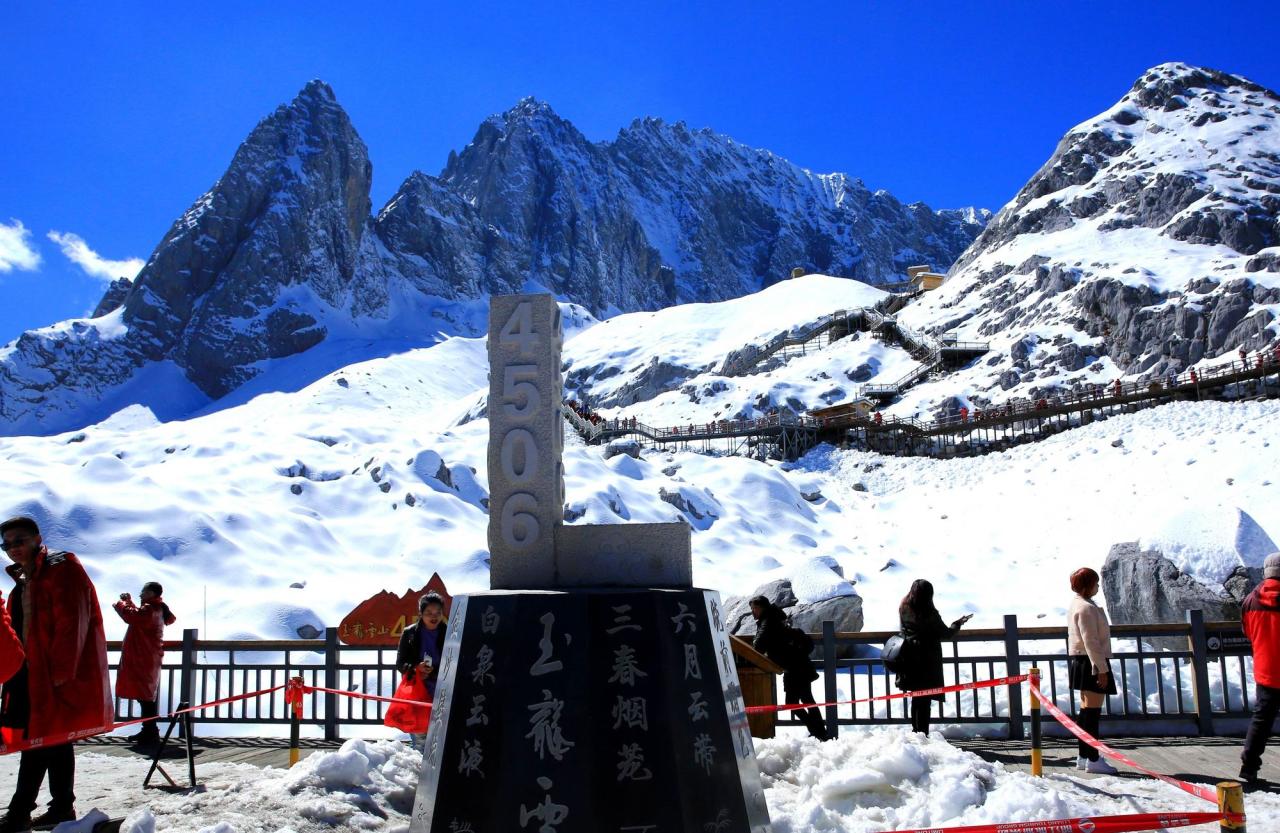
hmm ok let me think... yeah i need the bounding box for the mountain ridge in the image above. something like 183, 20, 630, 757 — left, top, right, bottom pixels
0, 83, 985, 435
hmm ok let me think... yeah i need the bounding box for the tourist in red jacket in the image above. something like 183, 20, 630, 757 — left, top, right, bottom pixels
0, 516, 113, 831
1241, 553, 1280, 787
113, 582, 176, 747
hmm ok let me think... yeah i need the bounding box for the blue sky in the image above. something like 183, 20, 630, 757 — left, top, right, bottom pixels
1, 1, 1277, 346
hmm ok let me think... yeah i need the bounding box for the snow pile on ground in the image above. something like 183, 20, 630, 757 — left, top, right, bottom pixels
22, 730, 1278, 833
757, 728, 1280, 832
80, 739, 419, 833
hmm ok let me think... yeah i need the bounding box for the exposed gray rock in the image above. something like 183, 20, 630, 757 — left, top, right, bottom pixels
603, 439, 642, 460
1102, 541, 1242, 626
722, 576, 862, 656
91, 277, 133, 318
1223, 566, 1265, 603
788, 596, 865, 639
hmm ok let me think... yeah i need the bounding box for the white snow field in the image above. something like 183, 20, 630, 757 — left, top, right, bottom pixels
0, 275, 1277, 643
5, 731, 1274, 833
0, 275, 1277, 831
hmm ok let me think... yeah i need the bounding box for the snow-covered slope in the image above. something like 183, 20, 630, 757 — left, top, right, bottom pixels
895, 62, 1280, 419
3, 274, 1277, 643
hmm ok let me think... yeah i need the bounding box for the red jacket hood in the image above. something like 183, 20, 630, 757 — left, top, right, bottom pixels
1258, 578, 1280, 609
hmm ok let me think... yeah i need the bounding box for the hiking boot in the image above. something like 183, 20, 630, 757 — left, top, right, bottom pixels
1085, 758, 1119, 775
0, 812, 32, 833
29, 806, 75, 829
1239, 766, 1261, 788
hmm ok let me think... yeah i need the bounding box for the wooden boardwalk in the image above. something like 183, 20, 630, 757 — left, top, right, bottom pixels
77, 736, 344, 769
952, 735, 1278, 789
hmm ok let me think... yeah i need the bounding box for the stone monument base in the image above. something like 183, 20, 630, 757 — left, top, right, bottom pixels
410, 588, 771, 833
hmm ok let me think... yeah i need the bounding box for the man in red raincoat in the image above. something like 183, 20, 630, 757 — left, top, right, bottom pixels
113, 582, 176, 747
0, 516, 112, 831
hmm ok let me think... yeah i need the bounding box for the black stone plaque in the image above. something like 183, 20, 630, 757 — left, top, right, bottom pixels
410, 589, 771, 833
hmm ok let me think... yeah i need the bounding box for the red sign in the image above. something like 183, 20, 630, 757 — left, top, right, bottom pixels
338, 573, 453, 645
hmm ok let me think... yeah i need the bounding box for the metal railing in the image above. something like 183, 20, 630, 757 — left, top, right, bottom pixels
115, 610, 1253, 742
777, 610, 1253, 739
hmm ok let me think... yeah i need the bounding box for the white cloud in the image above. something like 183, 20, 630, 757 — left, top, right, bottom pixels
0, 219, 42, 273
47, 230, 144, 282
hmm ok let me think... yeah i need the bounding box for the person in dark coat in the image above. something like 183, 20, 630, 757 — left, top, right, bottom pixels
396, 592, 446, 747
113, 581, 176, 747
895, 579, 971, 735
0, 516, 112, 832
750, 596, 830, 741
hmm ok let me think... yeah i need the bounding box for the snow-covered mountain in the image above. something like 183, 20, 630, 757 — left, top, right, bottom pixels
3, 62, 1280, 649
0, 83, 985, 436
895, 62, 1280, 416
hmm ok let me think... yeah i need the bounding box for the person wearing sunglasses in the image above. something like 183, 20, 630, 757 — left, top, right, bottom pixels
0, 516, 112, 832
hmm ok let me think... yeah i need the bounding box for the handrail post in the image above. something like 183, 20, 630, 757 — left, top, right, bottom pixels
822, 620, 838, 740
1003, 614, 1024, 740
1029, 666, 1042, 777
1188, 609, 1216, 736
179, 628, 197, 740
324, 627, 340, 742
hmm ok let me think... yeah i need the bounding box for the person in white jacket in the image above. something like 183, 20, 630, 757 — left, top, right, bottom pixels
1066, 567, 1118, 774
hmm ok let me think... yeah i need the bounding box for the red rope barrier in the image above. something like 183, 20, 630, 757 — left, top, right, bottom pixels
0, 684, 288, 756
298, 683, 432, 710
1029, 683, 1219, 805
746, 674, 1028, 714
877, 810, 1235, 833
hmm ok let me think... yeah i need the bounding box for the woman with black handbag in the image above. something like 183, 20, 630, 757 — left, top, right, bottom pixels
895, 579, 972, 734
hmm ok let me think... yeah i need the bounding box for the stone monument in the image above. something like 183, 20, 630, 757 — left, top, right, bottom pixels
410, 294, 771, 833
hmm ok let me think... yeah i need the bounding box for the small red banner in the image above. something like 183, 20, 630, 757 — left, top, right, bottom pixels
338, 573, 452, 645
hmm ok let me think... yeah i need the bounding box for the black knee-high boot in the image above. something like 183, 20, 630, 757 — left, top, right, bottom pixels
1077, 707, 1100, 761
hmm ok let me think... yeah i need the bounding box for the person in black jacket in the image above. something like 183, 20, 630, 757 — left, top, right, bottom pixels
750, 596, 830, 741
396, 593, 446, 746
896, 579, 971, 735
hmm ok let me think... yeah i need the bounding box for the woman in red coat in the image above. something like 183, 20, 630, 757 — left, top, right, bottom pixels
113, 582, 175, 746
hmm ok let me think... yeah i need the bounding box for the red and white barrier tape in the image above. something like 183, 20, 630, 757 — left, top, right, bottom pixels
1028, 683, 1219, 805
297, 682, 432, 710
746, 674, 1028, 715
0, 683, 287, 756
879, 810, 1236, 833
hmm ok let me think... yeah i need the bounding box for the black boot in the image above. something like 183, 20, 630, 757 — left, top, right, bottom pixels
0, 812, 32, 833
30, 805, 75, 829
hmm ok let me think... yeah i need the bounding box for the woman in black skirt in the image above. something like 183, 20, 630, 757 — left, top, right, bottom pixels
896, 579, 972, 734
1067, 567, 1118, 774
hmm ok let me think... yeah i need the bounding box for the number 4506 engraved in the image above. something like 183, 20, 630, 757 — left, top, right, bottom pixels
498, 302, 542, 551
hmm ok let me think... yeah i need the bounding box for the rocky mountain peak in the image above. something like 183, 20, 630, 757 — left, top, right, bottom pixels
905, 63, 1280, 413
1128, 62, 1273, 112
2, 84, 987, 436
98, 78, 378, 399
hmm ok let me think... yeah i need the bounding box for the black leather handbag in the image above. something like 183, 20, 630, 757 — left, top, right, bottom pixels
881, 633, 910, 671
